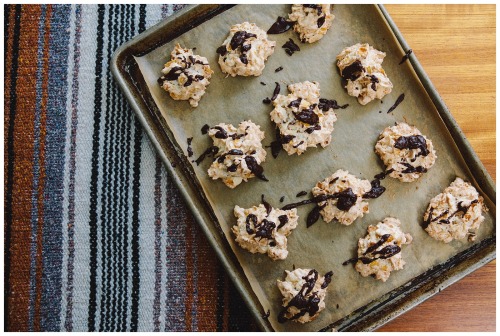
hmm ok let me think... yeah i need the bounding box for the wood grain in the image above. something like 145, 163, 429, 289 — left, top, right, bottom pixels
378, 5, 496, 332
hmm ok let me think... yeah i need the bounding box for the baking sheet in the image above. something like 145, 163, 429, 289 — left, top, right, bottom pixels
134, 4, 495, 332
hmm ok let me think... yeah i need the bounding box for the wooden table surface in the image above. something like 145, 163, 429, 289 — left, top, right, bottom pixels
377, 5, 496, 332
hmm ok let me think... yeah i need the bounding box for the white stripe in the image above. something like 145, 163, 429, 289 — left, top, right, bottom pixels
69, 4, 99, 331
136, 137, 160, 331
145, 4, 163, 29
59, 4, 77, 331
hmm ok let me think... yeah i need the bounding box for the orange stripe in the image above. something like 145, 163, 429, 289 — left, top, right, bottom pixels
194, 229, 218, 331
33, 4, 51, 331
184, 217, 194, 331
7, 5, 42, 331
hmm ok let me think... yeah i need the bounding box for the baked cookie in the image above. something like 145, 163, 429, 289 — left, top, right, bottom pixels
336, 43, 393, 105
423, 177, 487, 243
345, 217, 413, 282
375, 122, 437, 182
207, 121, 267, 188
270, 81, 338, 155
311, 169, 372, 225
232, 203, 298, 260
216, 22, 275, 77
288, 4, 334, 43
277, 268, 333, 323
158, 44, 213, 107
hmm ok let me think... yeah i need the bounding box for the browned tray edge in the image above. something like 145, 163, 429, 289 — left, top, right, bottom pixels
110, 4, 496, 332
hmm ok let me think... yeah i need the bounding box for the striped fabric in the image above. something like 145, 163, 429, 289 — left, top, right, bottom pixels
4, 4, 258, 332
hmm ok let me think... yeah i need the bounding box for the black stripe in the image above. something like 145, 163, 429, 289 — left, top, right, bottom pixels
129, 6, 146, 331
98, 4, 115, 331
87, 4, 106, 332
4, 5, 22, 332
216, 263, 225, 331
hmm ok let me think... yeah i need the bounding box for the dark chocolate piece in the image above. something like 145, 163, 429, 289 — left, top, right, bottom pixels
394, 135, 429, 157
261, 194, 272, 215
244, 156, 268, 181
277, 215, 289, 229
267, 16, 294, 34
341, 60, 364, 81
271, 82, 281, 101
317, 15, 325, 28
282, 38, 300, 56
294, 106, 319, 125
187, 137, 194, 157
260, 81, 267, 86
280, 196, 285, 203
275, 66, 284, 73
318, 98, 349, 111
296, 191, 308, 197
398, 49, 413, 65
387, 93, 405, 113
194, 146, 218, 166
201, 124, 210, 135
263, 97, 272, 104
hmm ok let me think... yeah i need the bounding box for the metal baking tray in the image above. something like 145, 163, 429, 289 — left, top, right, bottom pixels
111, 4, 495, 331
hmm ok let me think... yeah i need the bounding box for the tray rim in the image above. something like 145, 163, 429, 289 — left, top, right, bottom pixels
111, 4, 496, 332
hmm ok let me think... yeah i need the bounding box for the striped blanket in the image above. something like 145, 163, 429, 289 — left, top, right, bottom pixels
4, 4, 257, 331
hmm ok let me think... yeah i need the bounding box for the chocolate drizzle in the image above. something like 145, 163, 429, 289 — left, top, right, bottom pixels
400, 162, 427, 174
261, 194, 272, 215
387, 93, 405, 113
267, 16, 294, 34
282, 188, 359, 228
399, 49, 413, 65
158, 54, 207, 88
394, 135, 429, 157
363, 169, 393, 199
278, 269, 332, 323
341, 60, 364, 81
187, 137, 194, 157
318, 98, 349, 111
342, 234, 402, 266
277, 215, 289, 229
423, 199, 479, 228
244, 156, 268, 181
193, 146, 218, 165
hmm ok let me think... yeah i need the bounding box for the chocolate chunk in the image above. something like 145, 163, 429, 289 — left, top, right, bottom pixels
194, 146, 218, 166
306, 205, 322, 228
294, 107, 319, 125
277, 215, 288, 229
288, 98, 302, 108
387, 93, 405, 114
267, 16, 294, 34
317, 15, 325, 28
399, 49, 413, 65
341, 60, 364, 81
394, 135, 429, 157
271, 82, 281, 101
216, 45, 227, 56
280, 196, 285, 203
275, 66, 283, 73
245, 214, 257, 234
239, 54, 248, 64
241, 43, 251, 52
212, 126, 228, 139
163, 66, 184, 81
260, 82, 267, 86
201, 124, 210, 134
244, 156, 268, 181
263, 97, 272, 104
230, 30, 247, 50
296, 191, 308, 197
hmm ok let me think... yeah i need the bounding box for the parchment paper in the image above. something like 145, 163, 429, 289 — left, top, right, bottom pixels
135, 4, 495, 332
